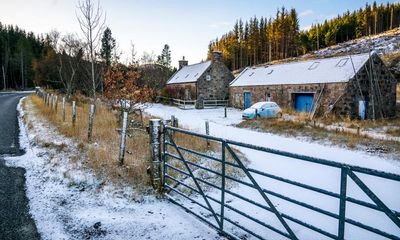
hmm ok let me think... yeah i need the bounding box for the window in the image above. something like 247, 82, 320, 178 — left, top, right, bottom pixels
266, 93, 271, 101
206, 74, 212, 81
267, 69, 273, 75
185, 74, 189, 78
235, 93, 240, 104
308, 62, 320, 70
336, 58, 349, 67
248, 72, 255, 77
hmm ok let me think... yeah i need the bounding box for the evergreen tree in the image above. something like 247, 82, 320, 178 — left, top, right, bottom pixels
157, 44, 172, 68
100, 27, 116, 68
208, 2, 400, 71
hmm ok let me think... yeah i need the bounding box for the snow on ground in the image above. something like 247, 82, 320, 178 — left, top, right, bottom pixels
145, 104, 400, 240
304, 28, 400, 58
4, 98, 222, 240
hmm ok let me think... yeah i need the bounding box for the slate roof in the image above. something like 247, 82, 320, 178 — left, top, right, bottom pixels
230, 53, 371, 87
167, 61, 212, 84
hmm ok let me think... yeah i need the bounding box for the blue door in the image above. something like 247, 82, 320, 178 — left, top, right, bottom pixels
294, 93, 314, 112
244, 92, 251, 109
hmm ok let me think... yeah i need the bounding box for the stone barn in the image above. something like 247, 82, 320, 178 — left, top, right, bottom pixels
229, 52, 397, 119
165, 51, 234, 102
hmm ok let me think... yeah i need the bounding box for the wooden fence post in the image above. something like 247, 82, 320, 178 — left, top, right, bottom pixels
54, 95, 58, 112
149, 119, 162, 191
118, 111, 128, 165
62, 97, 66, 121
224, 107, 227, 118
170, 115, 178, 137
205, 121, 210, 147
72, 101, 76, 127
88, 104, 95, 142
49, 94, 53, 108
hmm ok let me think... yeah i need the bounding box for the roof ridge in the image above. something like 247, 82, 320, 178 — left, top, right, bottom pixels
249, 52, 371, 69
182, 60, 212, 68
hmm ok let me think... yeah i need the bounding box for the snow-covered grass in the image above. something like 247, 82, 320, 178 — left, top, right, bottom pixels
30, 94, 150, 188
145, 104, 400, 240
4, 97, 222, 240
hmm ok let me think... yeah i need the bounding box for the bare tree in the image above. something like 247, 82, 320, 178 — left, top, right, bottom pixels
58, 33, 84, 98
129, 41, 138, 65
47, 29, 61, 51
76, 0, 106, 100
140, 51, 156, 65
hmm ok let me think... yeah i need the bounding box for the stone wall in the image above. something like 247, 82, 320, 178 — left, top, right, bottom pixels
336, 54, 397, 118
230, 83, 347, 113
166, 60, 234, 100
197, 60, 234, 100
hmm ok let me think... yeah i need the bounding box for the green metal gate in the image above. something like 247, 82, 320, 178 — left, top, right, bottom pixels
162, 125, 400, 240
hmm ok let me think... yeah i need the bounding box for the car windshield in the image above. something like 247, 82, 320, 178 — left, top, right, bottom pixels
250, 102, 266, 109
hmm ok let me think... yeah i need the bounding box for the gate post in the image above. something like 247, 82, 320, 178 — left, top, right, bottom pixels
149, 119, 162, 191
162, 120, 170, 191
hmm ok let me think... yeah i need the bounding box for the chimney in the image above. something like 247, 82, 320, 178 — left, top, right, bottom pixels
212, 50, 223, 61
178, 56, 188, 70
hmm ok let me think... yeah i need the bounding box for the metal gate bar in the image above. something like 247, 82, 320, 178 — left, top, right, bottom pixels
163, 125, 400, 240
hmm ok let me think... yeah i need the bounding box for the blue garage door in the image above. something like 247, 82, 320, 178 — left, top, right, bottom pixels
294, 93, 314, 112
244, 92, 251, 109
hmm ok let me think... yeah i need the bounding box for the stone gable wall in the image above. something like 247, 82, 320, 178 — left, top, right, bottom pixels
196, 61, 234, 100
165, 60, 234, 100
336, 55, 397, 118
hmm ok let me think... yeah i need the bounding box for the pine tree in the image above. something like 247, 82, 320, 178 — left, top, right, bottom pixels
157, 44, 172, 68
100, 27, 116, 68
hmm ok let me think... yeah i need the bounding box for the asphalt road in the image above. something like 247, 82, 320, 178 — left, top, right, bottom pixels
0, 92, 40, 240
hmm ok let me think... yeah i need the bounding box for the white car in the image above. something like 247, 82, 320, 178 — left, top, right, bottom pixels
242, 101, 282, 120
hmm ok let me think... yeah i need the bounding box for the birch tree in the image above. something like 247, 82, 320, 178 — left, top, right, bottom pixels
76, 0, 106, 99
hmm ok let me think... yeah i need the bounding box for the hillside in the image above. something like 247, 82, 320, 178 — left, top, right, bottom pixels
303, 28, 400, 80
232, 28, 400, 79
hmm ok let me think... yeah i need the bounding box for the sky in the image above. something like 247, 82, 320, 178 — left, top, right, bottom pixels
0, 0, 397, 67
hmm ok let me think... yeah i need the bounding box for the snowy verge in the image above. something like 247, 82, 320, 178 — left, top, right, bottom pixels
4, 97, 221, 240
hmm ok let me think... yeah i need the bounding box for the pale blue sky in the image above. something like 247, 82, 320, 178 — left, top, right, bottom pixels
0, 0, 396, 67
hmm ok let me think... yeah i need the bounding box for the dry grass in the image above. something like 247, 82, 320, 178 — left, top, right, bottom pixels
30, 94, 150, 188
237, 118, 400, 157
386, 128, 400, 137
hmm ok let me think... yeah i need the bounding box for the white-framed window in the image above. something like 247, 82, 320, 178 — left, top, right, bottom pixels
235, 93, 240, 104
206, 74, 212, 81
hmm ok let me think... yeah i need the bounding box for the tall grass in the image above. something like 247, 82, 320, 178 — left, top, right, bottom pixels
29, 94, 150, 188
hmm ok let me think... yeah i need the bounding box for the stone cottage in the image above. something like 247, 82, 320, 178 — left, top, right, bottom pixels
165, 51, 234, 102
229, 52, 397, 119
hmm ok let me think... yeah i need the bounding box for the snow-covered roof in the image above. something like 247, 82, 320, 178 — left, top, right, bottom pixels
230, 53, 371, 87
167, 61, 212, 85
